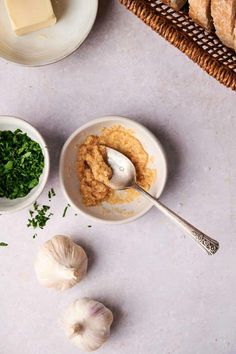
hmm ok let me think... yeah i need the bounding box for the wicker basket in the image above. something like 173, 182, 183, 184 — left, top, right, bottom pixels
119, 0, 236, 90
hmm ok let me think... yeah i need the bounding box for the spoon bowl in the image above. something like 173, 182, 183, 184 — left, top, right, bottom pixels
106, 148, 136, 190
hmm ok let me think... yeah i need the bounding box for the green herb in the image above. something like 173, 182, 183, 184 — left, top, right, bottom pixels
48, 188, 56, 201
33, 234, 37, 239
27, 202, 52, 230
63, 204, 70, 217
0, 242, 8, 247
0, 129, 44, 199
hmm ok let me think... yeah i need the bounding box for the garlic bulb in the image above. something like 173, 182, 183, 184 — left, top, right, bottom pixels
63, 298, 113, 352
34, 235, 88, 291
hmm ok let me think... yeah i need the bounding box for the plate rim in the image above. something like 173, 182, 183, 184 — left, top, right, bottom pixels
0, 0, 98, 67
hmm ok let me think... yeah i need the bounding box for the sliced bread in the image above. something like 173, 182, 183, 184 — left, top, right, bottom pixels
211, 0, 236, 49
189, 0, 213, 30
161, 0, 187, 11
234, 26, 236, 50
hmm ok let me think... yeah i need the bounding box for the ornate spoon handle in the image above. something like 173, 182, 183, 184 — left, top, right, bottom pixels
134, 184, 219, 255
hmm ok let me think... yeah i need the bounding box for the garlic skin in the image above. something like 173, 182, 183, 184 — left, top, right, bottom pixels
63, 298, 113, 352
34, 235, 88, 291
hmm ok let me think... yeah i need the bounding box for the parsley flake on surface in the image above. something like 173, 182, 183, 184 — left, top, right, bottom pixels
27, 202, 52, 230
48, 188, 56, 201
63, 204, 71, 217
0, 242, 8, 247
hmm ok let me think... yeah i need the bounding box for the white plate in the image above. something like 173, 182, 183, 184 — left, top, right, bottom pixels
60, 116, 168, 224
0, 0, 98, 66
0, 116, 50, 213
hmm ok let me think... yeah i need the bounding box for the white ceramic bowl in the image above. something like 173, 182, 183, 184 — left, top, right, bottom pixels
0, 0, 98, 66
60, 116, 167, 224
0, 116, 50, 214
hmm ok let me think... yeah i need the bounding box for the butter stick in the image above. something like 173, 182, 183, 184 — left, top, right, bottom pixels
5, 0, 57, 36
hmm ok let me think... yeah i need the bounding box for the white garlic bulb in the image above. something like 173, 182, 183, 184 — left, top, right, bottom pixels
63, 298, 113, 352
34, 235, 88, 291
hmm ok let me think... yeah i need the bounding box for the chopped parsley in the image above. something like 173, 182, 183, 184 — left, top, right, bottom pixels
63, 204, 70, 217
27, 202, 53, 230
0, 129, 44, 199
0, 242, 8, 247
48, 188, 56, 201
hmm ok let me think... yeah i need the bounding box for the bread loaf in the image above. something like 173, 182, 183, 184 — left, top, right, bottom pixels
211, 0, 236, 49
161, 0, 236, 52
189, 0, 213, 30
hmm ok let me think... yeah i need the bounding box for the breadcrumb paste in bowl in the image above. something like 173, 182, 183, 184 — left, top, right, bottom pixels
60, 116, 167, 223
77, 125, 156, 207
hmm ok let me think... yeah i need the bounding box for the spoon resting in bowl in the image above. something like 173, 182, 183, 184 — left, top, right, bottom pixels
106, 147, 219, 256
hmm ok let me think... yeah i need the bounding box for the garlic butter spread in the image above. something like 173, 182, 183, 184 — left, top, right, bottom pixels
5, 0, 57, 36
77, 125, 156, 207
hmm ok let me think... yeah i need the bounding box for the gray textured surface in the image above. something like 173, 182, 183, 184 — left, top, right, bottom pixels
0, 1, 236, 354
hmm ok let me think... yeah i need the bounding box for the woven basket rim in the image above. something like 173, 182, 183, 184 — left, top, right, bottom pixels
119, 0, 236, 91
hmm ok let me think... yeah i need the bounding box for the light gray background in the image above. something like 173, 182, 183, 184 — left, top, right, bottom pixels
0, 1, 236, 354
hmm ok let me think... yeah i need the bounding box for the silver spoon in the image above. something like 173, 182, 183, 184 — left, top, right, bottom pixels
106, 147, 219, 255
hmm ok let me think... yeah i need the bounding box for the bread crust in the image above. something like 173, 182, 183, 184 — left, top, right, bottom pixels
189, 0, 213, 30
211, 0, 236, 49
161, 0, 187, 11
234, 27, 236, 50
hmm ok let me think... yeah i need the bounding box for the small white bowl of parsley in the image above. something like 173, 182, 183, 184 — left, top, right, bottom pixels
0, 116, 50, 214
